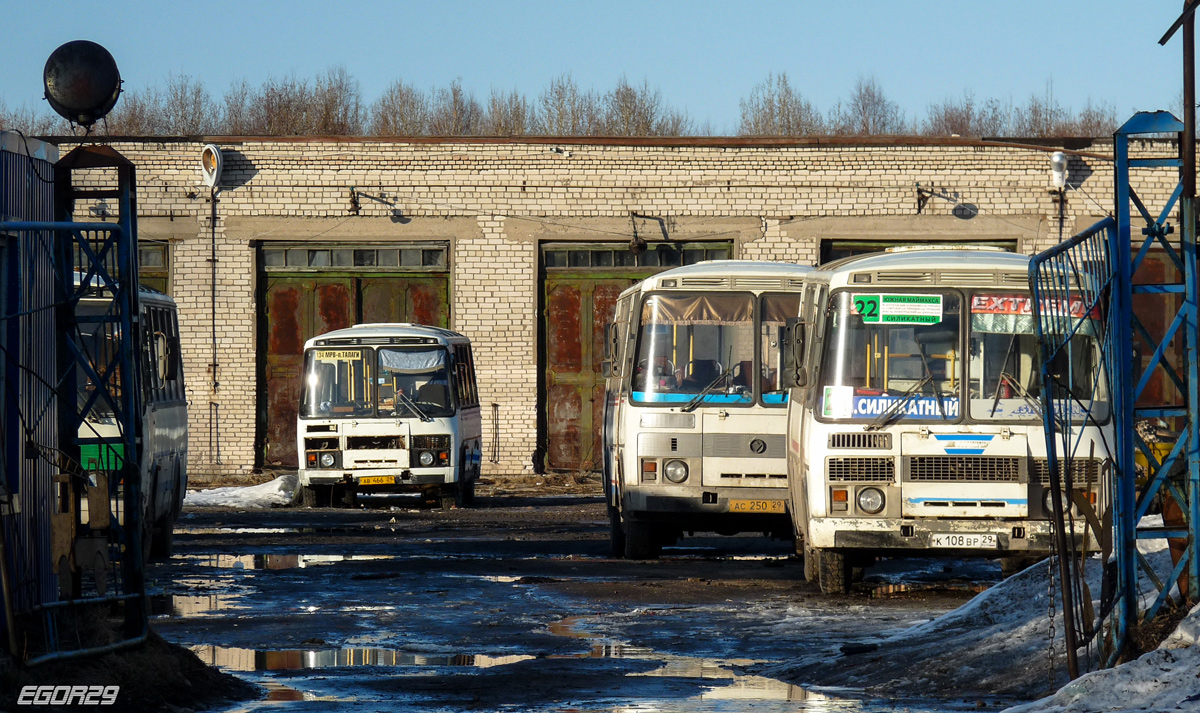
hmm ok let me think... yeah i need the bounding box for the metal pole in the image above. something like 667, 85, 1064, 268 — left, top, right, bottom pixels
0, 524, 20, 658
1184, 2, 1200, 602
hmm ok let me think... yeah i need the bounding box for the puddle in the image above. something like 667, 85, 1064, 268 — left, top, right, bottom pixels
191, 644, 535, 672
168, 554, 398, 570
178, 527, 301, 535
149, 592, 249, 617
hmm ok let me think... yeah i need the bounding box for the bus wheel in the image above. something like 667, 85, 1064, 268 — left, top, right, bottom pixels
461, 478, 476, 506
623, 520, 661, 560
608, 504, 626, 558
440, 482, 462, 510
150, 515, 176, 559
816, 549, 851, 595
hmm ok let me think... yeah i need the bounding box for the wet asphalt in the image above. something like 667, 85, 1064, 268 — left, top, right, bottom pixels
148, 490, 1018, 712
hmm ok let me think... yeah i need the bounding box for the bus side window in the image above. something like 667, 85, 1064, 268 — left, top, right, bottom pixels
466, 346, 479, 406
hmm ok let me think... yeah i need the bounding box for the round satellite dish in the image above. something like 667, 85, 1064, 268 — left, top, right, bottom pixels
200, 144, 223, 188
43, 40, 122, 127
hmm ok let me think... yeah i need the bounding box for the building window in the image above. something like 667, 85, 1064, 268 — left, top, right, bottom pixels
262, 243, 449, 272
542, 243, 730, 270
139, 243, 170, 293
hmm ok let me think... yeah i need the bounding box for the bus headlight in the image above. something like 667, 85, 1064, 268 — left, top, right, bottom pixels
1043, 490, 1081, 516
663, 460, 689, 484
418, 451, 436, 467
857, 487, 885, 514
320, 453, 336, 468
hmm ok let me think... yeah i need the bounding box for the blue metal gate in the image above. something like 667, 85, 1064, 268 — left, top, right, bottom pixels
1030, 111, 1200, 671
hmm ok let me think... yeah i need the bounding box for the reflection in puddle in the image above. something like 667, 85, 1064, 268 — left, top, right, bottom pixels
192, 644, 535, 672
150, 592, 248, 617
170, 554, 397, 570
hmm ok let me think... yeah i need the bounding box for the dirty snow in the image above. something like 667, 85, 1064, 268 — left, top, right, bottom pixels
762, 519, 1193, 706
184, 474, 296, 509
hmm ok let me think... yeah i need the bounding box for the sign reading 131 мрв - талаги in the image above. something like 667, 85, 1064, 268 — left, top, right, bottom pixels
852, 294, 943, 324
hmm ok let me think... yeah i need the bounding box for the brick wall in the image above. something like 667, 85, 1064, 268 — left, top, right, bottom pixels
49, 135, 1188, 479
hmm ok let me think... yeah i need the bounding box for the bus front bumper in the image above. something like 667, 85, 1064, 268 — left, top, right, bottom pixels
621, 486, 791, 534
807, 517, 1088, 555
299, 467, 456, 489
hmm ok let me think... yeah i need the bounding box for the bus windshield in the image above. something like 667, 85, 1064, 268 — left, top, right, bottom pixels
819, 291, 961, 422
301, 348, 374, 418
968, 293, 1108, 422
632, 292, 755, 406
377, 346, 454, 418
761, 294, 803, 405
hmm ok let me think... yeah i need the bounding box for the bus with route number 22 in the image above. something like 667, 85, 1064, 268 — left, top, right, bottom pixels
783, 246, 1111, 593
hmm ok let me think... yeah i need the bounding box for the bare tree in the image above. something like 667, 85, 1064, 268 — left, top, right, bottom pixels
221, 79, 256, 134
828, 76, 907, 135
428, 79, 482, 135
739, 72, 823, 136
102, 86, 165, 135
0, 98, 65, 135
312, 67, 363, 135
921, 91, 1010, 137
482, 87, 534, 136
370, 79, 429, 135
160, 74, 216, 135
1063, 98, 1118, 137
535, 74, 602, 135
248, 75, 315, 135
598, 76, 691, 136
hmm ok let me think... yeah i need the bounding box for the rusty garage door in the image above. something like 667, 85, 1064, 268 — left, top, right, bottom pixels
541, 242, 731, 472
259, 244, 449, 467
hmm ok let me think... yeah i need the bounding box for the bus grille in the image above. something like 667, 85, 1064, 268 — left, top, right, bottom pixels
907, 456, 1020, 482
1032, 458, 1101, 487
828, 432, 892, 450
827, 457, 895, 482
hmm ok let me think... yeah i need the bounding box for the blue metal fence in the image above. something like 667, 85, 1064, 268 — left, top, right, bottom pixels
1030, 111, 1200, 670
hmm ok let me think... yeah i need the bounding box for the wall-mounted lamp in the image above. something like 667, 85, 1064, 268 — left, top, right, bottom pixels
1050, 151, 1068, 190
200, 144, 223, 190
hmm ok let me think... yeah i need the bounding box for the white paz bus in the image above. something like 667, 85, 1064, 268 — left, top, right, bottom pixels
77, 288, 188, 560
785, 247, 1110, 593
296, 324, 482, 509
602, 261, 812, 559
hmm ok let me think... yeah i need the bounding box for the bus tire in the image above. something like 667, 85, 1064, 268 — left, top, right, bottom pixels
440, 482, 462, 510
300, 485, 317, 508
461, 478, 476, 506
608, 504, 626, 559
623, 520, 661, 560
817, 548, 851, 595
150, 515, 175, 559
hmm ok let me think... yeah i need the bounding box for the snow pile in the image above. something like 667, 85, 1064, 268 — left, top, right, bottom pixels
1004, 602, 1200, 713
763, 546, 1181, 699
184, 474, 297, 509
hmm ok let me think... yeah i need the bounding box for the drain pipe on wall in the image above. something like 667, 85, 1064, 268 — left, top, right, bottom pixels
200, 145, 223, 465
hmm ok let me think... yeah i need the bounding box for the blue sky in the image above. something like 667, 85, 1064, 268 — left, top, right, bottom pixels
0, 1, 1189, 132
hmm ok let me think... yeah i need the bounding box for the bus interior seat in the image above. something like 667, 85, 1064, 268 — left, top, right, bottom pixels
681, 359, 722, 391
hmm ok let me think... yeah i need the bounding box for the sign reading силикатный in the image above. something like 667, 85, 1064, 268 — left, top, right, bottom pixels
852, 294, 943, 324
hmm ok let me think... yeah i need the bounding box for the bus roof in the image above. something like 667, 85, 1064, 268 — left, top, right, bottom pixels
621, 260, 812, 297
304, 323, 469, 349
810, 248, 1032, 290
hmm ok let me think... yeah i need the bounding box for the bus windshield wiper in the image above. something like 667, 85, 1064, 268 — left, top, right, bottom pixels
864, 375, 933, 431
395, 389, 432, 422
681, 364, 736, 413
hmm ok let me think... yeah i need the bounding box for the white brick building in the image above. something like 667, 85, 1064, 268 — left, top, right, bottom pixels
48, 135, 1178, 481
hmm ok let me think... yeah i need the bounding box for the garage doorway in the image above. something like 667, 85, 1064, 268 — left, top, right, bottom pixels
819, 239, 1018, 264
539, 242, 732, 473
257, 243, 450, 468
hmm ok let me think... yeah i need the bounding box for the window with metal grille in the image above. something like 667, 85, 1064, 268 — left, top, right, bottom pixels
542, 242, 731, 270
827, 457, 895, 482
261, 243, 448, 272
907, 456, 1020, 482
